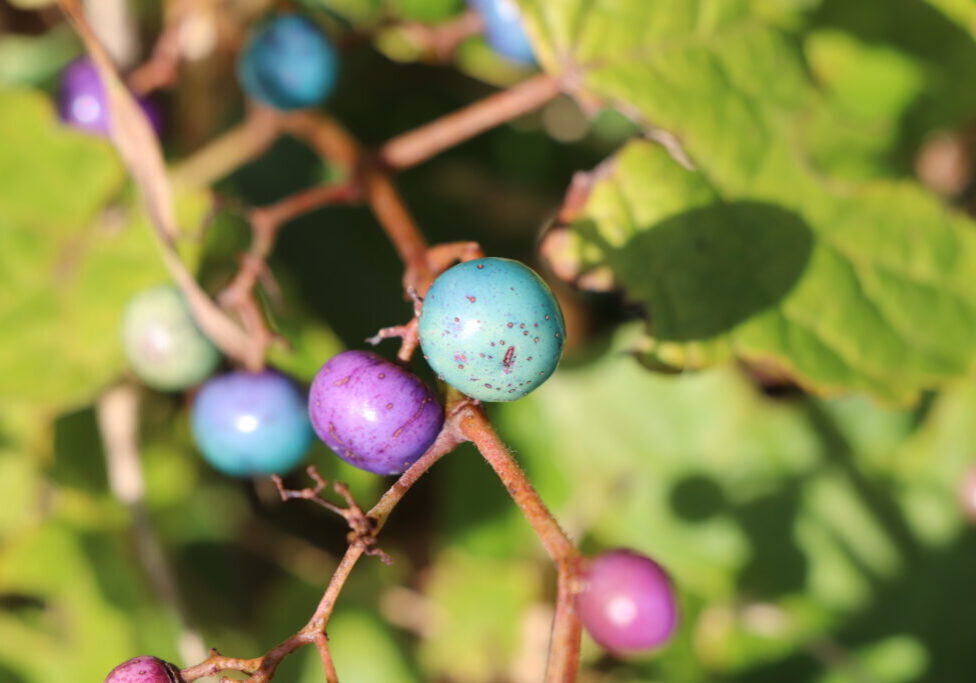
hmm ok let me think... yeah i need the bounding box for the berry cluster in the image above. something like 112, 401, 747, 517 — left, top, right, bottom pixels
89, 8, 677, 681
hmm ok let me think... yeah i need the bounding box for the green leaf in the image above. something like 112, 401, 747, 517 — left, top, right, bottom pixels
519, 1, 976, 400
0, 89, 211, 408
492, 325, 976, 679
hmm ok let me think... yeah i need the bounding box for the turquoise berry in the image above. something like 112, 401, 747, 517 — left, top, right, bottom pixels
191, 370, 313, 476
418, 257, 565, 401
121, 285, 220, 391
238, 14, 338, 111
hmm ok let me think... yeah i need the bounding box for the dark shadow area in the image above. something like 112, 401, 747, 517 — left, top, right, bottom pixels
576, 202, 814, 341
51, 406, 108, 494
802, 398, 923, 564
670, 472, 809, 601
178, 541, 281, 625
0, 662, 27, 683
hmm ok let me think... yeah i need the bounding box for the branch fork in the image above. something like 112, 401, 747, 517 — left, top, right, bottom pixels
272, 466, 393, 565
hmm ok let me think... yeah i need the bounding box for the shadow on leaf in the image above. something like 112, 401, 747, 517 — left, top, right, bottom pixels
577, 201, 814, 341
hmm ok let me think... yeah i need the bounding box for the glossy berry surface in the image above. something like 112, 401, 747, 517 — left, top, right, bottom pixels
238, 14, 338, 111
418, 257, 564, 402
59, 57, 161, 136
191, 370, 312, 476
104, 656, 183, 683
577, 549, 678, 654
309, 350, 443, 475
121, 285, 220, 391
468, 0, 536, 64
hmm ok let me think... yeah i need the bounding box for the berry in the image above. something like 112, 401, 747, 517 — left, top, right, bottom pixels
468, 0, 536, 64
960, 466, 976, 522
191, 370, 312, 476
121, 285, 220, 391
238, 14, 339, 111
577, 549, 679, 653
309, 350, 444, 475
418, 257, 564, 402
59, 57, 162, 137
104, 656, 184, 683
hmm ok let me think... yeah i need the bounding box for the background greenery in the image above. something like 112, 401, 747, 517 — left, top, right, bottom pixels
2, 0, 976, 681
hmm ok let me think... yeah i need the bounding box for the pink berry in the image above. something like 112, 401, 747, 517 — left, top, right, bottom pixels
104, 656, 184, 683
960, 466, 976, 522
577, 549, 678, 653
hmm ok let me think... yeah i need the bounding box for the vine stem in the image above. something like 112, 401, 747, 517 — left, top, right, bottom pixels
460, 406, 584, 682
379, 73, 563, 170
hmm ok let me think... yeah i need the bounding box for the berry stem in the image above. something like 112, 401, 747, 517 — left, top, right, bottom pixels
460, 406, 584, 683
461, 406, 576, 563
546, 562, 584, 682
380, 73, 563, 170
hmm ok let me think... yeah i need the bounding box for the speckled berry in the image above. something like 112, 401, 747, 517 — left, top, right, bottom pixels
121, 285, 220, 391
418, 257, 564, 402
468, 0, 536, 64
104, 656, 184, 683
238, 14, 339, 111
59, 57, 162, 137
309, 350, 444, 475
191, 370, 313, 476
577, 549, 679, 654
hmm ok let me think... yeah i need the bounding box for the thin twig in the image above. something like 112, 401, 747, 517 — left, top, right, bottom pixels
314, 633, 339, 683
379, 73, 563, 170
171, 107, 282, 189
96, 383, 209, 668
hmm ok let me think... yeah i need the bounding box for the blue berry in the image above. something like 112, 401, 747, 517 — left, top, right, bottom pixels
191, 370, 312, 476
418, 257, 564, 402
237, 14, 339, 111
468, 0, 536, 64
121, 285, 220, 391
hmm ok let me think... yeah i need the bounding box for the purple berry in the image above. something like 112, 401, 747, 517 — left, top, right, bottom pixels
59, 57, 162, 137
577, 549, 678, 654
104, 656, 183, 683
309, 350, 444, 475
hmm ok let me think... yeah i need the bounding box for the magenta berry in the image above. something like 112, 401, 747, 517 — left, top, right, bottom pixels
104, 656, 183, 683
960, 466, 976, 522
577, 549, 678, 654
309, 350, 444, 475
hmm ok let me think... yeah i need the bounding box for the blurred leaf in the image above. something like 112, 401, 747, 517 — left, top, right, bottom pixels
0, 89, 212, 409
493, 325, 976, 679
0, 27, 78, 87
419, 550, 542, 682
327, 609, 418, 682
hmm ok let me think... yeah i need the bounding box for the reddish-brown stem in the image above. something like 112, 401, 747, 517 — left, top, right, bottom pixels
126, 0, 193, 94
460, 406, 584, 683
380, 73, 563, 170
314, 633, 339, 683
461, 407, 577, 563
396, 9, 484, 63
546, 562, 585, 683
363, 171, 433, 292
304, 406, 469, 633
